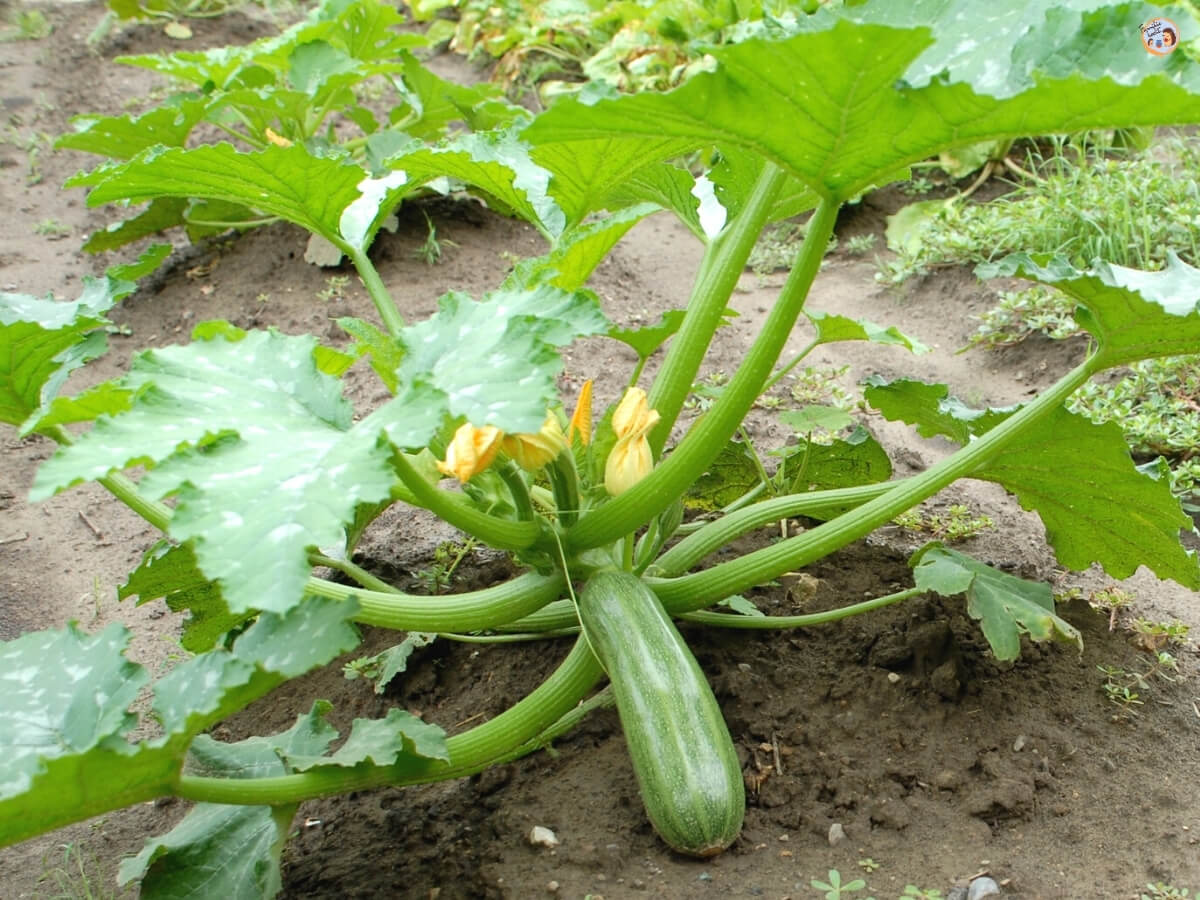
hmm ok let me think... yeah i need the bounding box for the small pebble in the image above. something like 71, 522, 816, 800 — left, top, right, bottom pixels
1012, 734, 1027, 752
546, 881, 560, 894
887, 671, 901, 684
828, 822, 846, 846
968, 875, 1001, 900
528, 826, 560, 848
699, 871, 713, 882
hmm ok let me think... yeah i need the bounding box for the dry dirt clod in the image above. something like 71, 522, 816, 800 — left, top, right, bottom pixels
827, 822, 846, 846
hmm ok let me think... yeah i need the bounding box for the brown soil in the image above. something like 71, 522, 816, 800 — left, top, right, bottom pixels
2, 5, 1198, 899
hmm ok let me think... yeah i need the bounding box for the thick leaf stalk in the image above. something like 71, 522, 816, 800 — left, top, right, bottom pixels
567, 199, 841, 551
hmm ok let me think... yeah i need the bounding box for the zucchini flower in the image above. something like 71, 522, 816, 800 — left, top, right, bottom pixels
502, 415, 567, 472
567, 379, 593, 447
604, 387, 660, 496
437, 423, 504, 482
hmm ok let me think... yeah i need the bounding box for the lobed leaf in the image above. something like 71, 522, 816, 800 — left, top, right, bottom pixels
864, 377, 1014, 445
524, 14, 1200, 204
912, 543, 1082, 661
0, 624, 146, 800
285, 708, 448, 770
978, 252, 1200, 369
0, 266, 143, 433
975, 406, 1199, 587
120, 803, 295, 900
394, 284, 608, 433
186, 701, 338, 780
33, 329, 404, 614
75, 143, 401, 250
868, 378, 1199, 586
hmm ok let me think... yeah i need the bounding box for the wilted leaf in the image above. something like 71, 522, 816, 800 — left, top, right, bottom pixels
912, 543, 1082, 661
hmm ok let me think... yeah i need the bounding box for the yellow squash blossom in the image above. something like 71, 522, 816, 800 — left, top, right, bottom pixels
437, 423, 504, 482
502, 415, 566, 472
604, 387, 660, 496
264, 127, 293, 147
567, 379, 593, 447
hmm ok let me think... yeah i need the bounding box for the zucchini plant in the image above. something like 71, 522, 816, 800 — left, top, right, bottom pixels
3, 1, 1200, 892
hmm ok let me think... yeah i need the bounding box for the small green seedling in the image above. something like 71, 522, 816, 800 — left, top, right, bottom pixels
812, 869, 873, 900
317, 275, 351, 303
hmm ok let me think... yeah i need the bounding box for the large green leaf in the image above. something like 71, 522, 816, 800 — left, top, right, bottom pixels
385, 129, 564, 238
121, 804, 295, 900
0, 249, 168, 432
0, 594, 359, 848
33, 330, 405, 614
864, 377, 1015, 445
394, 284, 608, 433
0, 624, 146, 800
523, 12, 1200, 204
81, 197, 190, 253
75, 143, 405, 251
56, 97, 212, 160
975, 406, 1199, 586
150, 595, 359, 738
867, 378, 1199, 586
978, 252, 1200, 368
896, 1, 1197, 98
912, 543, 1082, 661
186, 701, 337, 780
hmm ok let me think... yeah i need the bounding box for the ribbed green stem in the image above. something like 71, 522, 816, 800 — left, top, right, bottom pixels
680, 587, 922, 629
651, 481, 900, 576
651, 358, 1097, 610
45, 426, 174, 532
647, 162, 790, 454
392, 452, 542, 551
175, 635, 604, 805
346, 246, 405, 338
567, 198, 840, 552
498, 461, 536, 522
305, 570, 564, 632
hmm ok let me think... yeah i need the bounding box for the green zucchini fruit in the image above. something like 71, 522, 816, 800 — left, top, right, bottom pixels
578, 568, 744, 857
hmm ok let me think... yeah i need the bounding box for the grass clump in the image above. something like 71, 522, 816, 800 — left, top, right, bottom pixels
884, 136, 1200, 283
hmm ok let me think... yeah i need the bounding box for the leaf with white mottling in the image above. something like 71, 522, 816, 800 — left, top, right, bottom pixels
524, 12, 1200, 204
33, 330, 405, 614
395, 285, 608, 433
0, 624, 146, 800
150, 596, 358, 739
